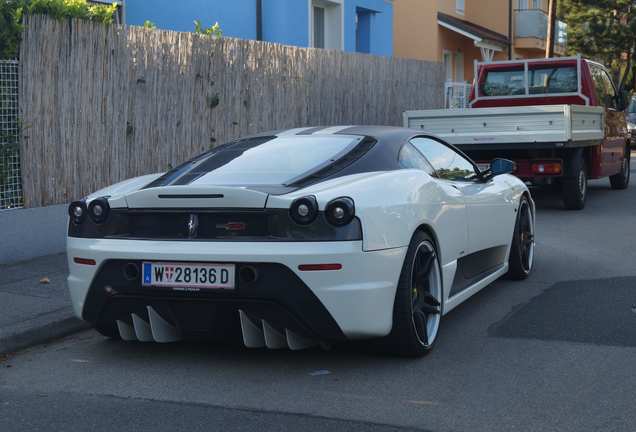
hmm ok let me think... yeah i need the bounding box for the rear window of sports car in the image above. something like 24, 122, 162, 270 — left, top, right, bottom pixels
146, 135, 364, 187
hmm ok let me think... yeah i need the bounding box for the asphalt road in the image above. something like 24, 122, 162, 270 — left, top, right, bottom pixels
2, 162, 636, 432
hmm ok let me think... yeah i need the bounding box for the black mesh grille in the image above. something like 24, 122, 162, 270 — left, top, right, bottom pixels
118, 210, 272, 240
69, 209, 362, 242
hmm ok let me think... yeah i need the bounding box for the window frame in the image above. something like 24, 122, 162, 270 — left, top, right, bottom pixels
309, 0, 344, 50
455, 51, 464, 82
408, 135, 483, 183
442, 50, 453, 82
313, 6, 326, 49
480, 65, 578, 97
590, 64, 618, 110
456, 0, 465, 15
600, 69, 618, 110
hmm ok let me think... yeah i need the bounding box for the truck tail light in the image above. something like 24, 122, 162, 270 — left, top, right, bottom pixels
531, 161, 562, 175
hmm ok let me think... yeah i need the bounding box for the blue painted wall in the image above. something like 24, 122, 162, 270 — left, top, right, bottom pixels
126, 0, 257, 39
125, 0, 392, 56
261, 0, 309, 47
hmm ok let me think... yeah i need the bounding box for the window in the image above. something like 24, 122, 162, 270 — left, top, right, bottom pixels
591, 66, 617, 109
157, 135, 361, 186
398, 143, 435, 175
602, 71, 617, 109
456, 0, 465, 15
313, 6, 325, 48
528, 66, 577, 94
480, 66, 578, 96
518, 0, 541, 9
481, 69, 525, 96
410, 137, 478, 181
455, 52, 464, 82
311, 1, 343, 50
443, 51, 453, 82
355, 7, 372, 54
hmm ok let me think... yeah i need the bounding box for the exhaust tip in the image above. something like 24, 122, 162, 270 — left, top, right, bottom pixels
123, 262, 139, 280
239, 265, 258, 284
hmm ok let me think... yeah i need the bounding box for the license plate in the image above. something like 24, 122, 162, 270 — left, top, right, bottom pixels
142, 261, 235, 290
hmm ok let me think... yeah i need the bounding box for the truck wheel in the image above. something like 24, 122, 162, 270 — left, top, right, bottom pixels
609, 148, 630, 190
561, 153, 587, 210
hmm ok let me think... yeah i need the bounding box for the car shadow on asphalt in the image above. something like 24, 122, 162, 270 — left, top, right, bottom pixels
488, 277, 636, 347
85, 329, 419, 371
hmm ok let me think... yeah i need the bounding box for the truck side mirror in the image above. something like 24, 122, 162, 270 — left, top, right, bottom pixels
489, 158, 515, 177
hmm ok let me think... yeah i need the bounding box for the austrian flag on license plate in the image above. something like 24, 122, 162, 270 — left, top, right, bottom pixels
142, 262, 235, 290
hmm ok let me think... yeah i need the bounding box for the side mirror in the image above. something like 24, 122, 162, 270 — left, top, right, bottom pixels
489, 158, 515, 177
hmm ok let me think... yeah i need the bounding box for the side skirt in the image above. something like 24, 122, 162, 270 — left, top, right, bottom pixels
449, 245, 508, 297
443, 263, 508, 314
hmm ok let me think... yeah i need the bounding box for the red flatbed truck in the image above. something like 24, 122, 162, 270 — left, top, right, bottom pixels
404, 56, 631, 210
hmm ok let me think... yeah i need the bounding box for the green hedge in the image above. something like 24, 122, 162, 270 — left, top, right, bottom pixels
0, 0, 118, 59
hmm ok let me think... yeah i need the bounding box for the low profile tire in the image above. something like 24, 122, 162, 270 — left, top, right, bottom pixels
381, 231, 443, 357
506, 196, 535, 280
561, 153, 587, 210
609, 148, 630, 190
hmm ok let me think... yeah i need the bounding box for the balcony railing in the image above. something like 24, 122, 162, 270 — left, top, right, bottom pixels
444, 81, 471, 109
515, 9, 567, 53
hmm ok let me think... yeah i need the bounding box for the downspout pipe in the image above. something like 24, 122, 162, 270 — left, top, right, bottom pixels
508, 0, 512, 59
256, 0, 263, 41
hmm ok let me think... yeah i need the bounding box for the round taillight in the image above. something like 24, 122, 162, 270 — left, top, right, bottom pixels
325, 197, 355, 226
290, 196, 318, 225
88, 197, 110, 224
68, 201, 87, 224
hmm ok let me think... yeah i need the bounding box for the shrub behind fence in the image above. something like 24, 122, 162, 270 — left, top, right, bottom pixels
20, 15, 443, 207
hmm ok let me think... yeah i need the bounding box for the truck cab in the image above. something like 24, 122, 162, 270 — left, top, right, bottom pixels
404, 56, 631, 210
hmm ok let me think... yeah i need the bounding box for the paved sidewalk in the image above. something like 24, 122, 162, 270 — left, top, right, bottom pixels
0, 253, 88, 354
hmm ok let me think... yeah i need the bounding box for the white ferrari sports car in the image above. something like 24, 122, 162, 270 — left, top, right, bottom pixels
67, 126, 534, 356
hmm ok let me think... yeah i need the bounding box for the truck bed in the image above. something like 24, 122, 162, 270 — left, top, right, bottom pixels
403, 105, 604, 150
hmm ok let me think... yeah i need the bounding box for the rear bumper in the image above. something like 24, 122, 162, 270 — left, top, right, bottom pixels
67, 238, 407, 341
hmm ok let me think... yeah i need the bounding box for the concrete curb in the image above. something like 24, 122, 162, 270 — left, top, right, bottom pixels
0, 306, 89, 355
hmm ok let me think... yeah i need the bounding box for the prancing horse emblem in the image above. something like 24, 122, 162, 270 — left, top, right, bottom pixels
187, 214, 199, 238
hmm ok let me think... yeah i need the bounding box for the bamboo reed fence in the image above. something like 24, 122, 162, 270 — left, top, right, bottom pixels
19, 15, 443, 207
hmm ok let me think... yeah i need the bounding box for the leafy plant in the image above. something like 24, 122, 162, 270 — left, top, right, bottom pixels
0, 130, 20, 188
0, 1, 24, 59
0, 0, 119, 59
561, 0, 636, 92
193, 19, 222, 38
142, 19, 156, 29
25, 0, 117, 22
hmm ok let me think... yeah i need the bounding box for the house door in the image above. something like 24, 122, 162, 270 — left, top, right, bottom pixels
455, 52, 464, 82
355, 8, 371, 53
443, 51, 453, 82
